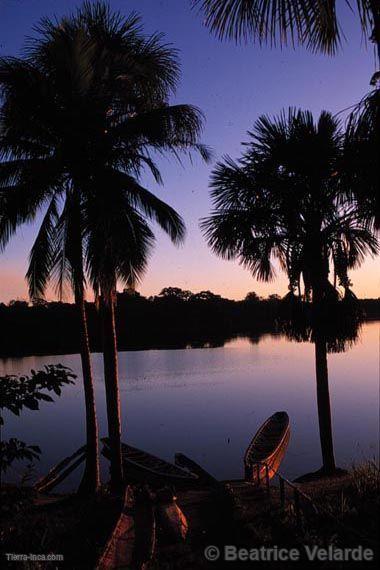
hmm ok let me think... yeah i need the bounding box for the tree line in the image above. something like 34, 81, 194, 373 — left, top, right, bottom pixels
1, 290, 378, 357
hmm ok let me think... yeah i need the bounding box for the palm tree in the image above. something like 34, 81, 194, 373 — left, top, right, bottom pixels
193, 0, 380, 229
82, 170, 187, 490
0, 1, 209, 491
201, 108, 378, 473
192, 1, 379, 57
0, 100, 101, 494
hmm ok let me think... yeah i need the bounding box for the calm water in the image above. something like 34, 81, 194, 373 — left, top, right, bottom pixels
1, 321, 379, 489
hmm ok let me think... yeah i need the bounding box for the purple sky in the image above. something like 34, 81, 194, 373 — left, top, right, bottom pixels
0, 0, 379, 301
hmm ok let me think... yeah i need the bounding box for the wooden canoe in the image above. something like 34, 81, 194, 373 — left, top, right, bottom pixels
96, 486, 136, 570
96, 486, 135, 570
174, 453, 219, 487
244, 411, 290, 482
34, 445, 86, 493
102, 439, 198, 486
96, 485, 156, 570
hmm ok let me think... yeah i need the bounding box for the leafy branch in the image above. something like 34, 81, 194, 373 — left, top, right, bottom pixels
0, 364, 76, 425
0, 364, 76, 474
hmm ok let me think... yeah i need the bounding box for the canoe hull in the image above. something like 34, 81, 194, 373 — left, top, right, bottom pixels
96, 486, 156, 570
102, 440, 198, 487
244, 411, 290, 483
96, 486, 135, 570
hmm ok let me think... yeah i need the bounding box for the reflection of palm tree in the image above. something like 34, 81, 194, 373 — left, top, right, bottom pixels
0, 2, 208, 491
314, 334, 335, 472
202, 108, 378, 473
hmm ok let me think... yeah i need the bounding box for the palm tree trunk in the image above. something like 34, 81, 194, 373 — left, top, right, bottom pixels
101, 290, 123, 492
76, 290, 100, 495
314, 335, 336, 474
68, 190, 100, 496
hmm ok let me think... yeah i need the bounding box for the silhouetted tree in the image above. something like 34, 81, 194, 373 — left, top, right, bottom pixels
0, 2, 209, 492
202, 108, 379, 474
245, 291, 261, 303
7, 300, 29, 309
190, 290, 222, 302
268, 294, 281, 301
0, 294, 378, 357
159, 287, 194, 301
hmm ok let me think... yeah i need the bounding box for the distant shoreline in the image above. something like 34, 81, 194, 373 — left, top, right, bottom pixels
1, 293, 379, 358
2, 326, 378, 359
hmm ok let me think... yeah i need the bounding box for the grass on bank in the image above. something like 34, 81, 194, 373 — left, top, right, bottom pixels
0, 462, 379, 568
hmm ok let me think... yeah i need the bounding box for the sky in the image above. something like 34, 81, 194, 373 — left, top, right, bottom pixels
0, 0, 379, 302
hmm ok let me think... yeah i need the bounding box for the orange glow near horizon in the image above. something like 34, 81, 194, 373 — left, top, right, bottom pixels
1, 254, 378, 303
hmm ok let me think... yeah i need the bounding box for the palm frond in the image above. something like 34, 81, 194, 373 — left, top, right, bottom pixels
73, 1, 180, 101
111, 104, 210, 160
26, 195, 60, 299
50, 199, 76, 300
192, 0, 372, 54
344, 88, 380, 228
110, 169, 186, 245
0, 142, 62, 246
83, 189, 155, 294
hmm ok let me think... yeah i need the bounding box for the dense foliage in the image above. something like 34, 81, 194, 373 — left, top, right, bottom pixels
0, 292, 378, 357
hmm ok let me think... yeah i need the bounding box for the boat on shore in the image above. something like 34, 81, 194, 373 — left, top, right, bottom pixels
34, 445, 86, 493
102, 439, 198, 487
244, 411, 290, 482
96, 485, 156, 570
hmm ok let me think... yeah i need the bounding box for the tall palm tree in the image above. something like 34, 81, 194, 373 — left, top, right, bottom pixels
0, 80, 101, 493
0, 1, 209, 491
82, 170, 186, 490
201, 108, 378, 473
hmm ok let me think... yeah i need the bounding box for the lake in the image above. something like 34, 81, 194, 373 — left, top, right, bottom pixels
1, 321, 378, 490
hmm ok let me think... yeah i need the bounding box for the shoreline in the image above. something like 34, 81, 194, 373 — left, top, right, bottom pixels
1, 463, 378, 568
1, 318, 379, 359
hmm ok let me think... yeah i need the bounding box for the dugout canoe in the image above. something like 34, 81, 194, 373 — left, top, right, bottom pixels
96, 485, 156, 570
244, 411, 290, 482
175, 453, 219, 486
102, 439, 198, 486
34, 445, 86, 493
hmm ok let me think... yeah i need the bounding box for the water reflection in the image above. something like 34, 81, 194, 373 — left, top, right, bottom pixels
1, 322, 378, 490
278, 295, 365, 475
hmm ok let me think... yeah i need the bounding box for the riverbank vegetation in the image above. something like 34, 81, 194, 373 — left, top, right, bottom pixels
1, 463, 378, 568
0, 292, 378, 357
0, 366, 75, 474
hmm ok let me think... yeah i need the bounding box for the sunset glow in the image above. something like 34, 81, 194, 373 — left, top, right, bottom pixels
1, 0, 379, 302
1, 1, 379, 560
